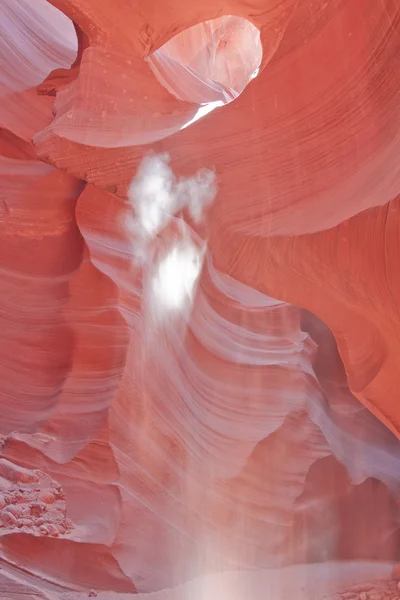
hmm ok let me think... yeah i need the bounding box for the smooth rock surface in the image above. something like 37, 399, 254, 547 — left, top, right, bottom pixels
1, 0, 400, 597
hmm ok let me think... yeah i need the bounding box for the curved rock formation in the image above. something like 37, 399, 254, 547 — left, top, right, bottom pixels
1, 0, 400, 597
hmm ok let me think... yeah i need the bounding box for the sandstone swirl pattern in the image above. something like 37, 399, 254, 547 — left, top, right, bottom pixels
1, 0, 400, 597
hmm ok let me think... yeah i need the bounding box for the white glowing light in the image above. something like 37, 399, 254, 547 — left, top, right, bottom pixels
129, 153, 174, 238
250, 67, 260, 79
127, 153, 216, 249
151, 243, 203, 311
126, 154, 215, 325
181, 101, 224, 130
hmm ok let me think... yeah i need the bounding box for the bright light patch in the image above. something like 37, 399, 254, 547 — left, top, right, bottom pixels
130, 153, 174, 238
151, 243, 203, 312
181, 101, 224, 130
126, 153, 216, 326
148, 16, 262, 107
250, 67, 260, 80
127, 153, 216, 250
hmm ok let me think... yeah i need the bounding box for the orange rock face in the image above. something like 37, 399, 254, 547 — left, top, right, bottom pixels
1, 0, 400, 598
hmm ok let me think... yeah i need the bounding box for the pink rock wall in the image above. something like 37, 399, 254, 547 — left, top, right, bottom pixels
1, 0, 400, 598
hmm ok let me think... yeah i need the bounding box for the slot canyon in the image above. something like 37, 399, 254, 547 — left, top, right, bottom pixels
1, 0, 400, 598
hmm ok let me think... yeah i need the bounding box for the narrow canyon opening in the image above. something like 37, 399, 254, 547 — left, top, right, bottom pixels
148, 15, 263, 125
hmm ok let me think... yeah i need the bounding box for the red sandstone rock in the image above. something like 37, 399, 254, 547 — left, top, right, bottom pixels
1, 0, 400, 597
